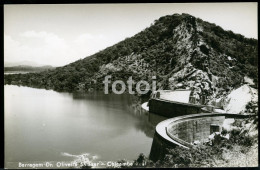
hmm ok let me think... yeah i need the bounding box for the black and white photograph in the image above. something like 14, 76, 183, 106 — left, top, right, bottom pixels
3, 2, 258, 169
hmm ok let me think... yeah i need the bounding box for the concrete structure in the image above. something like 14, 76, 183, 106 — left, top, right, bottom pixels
149, 112, 252, 162
149, 98, 205, 118
147, 89, 253, 161
148, 89, 209, 118
141, 102, 149, 112
151, 90, 192, 103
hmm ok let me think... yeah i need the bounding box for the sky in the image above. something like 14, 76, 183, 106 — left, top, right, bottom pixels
4, 3, 258, 67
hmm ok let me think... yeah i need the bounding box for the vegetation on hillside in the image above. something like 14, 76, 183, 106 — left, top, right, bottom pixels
4, 13, 258, 99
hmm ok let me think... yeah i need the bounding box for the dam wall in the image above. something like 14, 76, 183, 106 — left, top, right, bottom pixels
149, 113, 251, 162
149, 131, 178, 161
167, 116, 225, 143
149, 98, 204, 118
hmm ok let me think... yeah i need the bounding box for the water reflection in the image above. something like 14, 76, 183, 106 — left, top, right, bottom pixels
148, 113, 169, 126
72, 91, 155, 138
71, 92, 168, 139
5, 85, 156, 167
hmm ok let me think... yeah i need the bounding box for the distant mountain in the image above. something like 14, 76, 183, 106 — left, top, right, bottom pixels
4, 13, 258, 103
4, 65, 55, 73
4, 60, 44, 67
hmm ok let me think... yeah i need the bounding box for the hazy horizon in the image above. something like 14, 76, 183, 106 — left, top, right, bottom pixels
4, 3, 258, 67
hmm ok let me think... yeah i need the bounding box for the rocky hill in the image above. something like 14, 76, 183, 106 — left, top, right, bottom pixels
4, 13, 258, 103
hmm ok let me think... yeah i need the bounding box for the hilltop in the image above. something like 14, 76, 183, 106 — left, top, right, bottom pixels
4, 13, 258, 103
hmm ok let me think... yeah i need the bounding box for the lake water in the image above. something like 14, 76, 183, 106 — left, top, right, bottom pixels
4, 85, 155, 168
